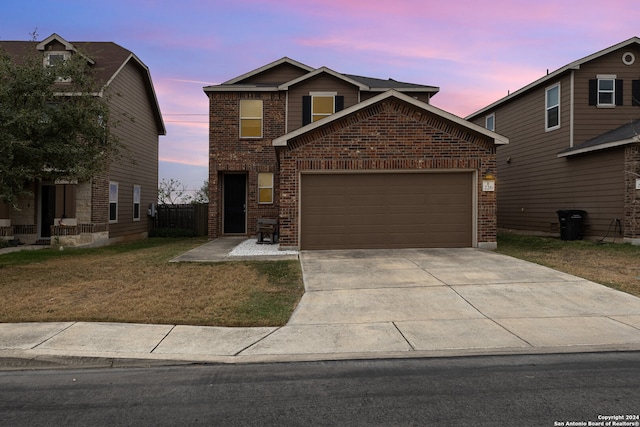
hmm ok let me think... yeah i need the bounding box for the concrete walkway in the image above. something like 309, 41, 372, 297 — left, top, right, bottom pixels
2, 239, 640, 367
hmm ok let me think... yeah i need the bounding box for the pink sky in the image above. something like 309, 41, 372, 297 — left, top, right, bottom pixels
3, 0, 639, 193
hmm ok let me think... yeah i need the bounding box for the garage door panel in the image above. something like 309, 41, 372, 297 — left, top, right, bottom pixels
301, 173, 473, 250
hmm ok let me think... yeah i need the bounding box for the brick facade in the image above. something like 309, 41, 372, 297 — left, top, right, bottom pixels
207, 92, 285, 238
624, 143, 640, 242
277, 98, 497, 248
205, 58, 502, 249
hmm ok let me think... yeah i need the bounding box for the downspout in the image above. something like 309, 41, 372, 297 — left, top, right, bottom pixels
570, 69, 575, 147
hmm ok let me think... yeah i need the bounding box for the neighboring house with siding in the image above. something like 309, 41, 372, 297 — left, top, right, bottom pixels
467, 37, 640, 245
204, 57, 507, 250
0, 33, 165, 247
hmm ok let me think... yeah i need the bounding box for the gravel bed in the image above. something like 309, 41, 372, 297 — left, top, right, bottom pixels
228, 239, 299, 256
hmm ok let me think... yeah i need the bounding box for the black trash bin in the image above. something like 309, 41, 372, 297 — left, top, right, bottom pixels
556, 210, 586, 240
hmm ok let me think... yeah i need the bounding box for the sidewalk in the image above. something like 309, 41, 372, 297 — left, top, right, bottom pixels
2, 239, 640, 368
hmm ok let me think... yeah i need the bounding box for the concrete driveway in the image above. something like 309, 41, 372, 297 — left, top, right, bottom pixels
243, 248, 640, 357
3, 242, 640, 365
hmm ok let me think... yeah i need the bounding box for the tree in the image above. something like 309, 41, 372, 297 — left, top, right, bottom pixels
190, 180, 209, 204
157, 178, 190, 205
0, 44, 122, 207
157, 179, 209, 205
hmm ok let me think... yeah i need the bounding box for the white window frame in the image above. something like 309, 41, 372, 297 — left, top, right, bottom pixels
545, 83, 561, 131
239, 99, 263, 138
485, 113, 495, 131
44, 51, 71, 83
133, 185, 141, 221
257, 173, 274, 204
596, 74, 616, 107
310, 92, 336, 122
109, 181, 118, 223
44, 51, 70, 67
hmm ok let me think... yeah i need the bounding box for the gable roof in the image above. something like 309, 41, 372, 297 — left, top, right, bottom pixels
345, 74, 439, 93
558, 119, 640, 157
204, 56, 439, 95
222, 57, 315, 85
467, 36, 640, 120
273, 89, 508, 147
277, 66, 369, 90
0, 34, 165, 135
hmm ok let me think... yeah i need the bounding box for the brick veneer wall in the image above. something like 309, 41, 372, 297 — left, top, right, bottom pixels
277, 99, 498, 248
207, 91, 286, 238
625, 142, 640, 240
92, 174, 109, 224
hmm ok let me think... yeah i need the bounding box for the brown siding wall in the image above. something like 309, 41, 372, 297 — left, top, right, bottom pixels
238, 63, 309, 85
472, 45, 640, 240
104, 60, 159, 240
278, 98, 497, 248
573, 45, 640, 144
287, 74, 360, 132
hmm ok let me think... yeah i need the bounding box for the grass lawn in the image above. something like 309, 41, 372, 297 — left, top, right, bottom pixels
496, 232, 640, 298
0, 238, 304, 327
1, 234, 638, 327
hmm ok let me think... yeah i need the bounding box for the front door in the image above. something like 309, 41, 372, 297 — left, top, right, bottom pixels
223, 174, 246, 234
40, 184, 56, 238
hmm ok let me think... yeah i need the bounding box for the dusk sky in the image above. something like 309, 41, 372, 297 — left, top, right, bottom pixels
2, 0, 639, 194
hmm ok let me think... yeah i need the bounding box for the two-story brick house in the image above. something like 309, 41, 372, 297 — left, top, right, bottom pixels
205, 57, 508, 250
467, 37, 640, 245
0, 33, 165, 247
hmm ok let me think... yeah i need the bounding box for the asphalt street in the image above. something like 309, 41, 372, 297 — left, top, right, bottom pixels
1, 352, 639, 426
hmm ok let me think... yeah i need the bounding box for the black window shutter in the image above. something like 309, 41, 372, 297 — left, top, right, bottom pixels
588, 79, 597, 105
335, 96, 344, 112
632, 80, 640, 106
615, 79, 624, 106
302, 96, 311, 126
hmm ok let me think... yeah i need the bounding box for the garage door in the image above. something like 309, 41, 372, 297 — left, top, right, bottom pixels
300, 172, 473, 250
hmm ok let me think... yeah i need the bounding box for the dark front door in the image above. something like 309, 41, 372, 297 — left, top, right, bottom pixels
40, 184, 56, 238
223, 174, 246, 234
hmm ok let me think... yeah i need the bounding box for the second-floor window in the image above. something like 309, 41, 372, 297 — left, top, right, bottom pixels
302, 93, 344, 125
46, 52, 67, 66
545, 84, 560, 131
485, 113, 495, 131
240, 99, 263, 138
589, 75, 623, 107
312, 95, 335, 122
598, 78, 615, 106
44, 52, 71, 82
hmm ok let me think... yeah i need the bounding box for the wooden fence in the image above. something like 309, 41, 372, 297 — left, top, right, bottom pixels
152, 204, 208, 236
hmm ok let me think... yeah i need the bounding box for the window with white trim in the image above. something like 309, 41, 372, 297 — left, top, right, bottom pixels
109, 182, 118, 223
302, 93, 344, 125
545, 84, 560, 131
258, 173, 273, 204
312, 94, 335, 122
133, 185, 141, 221
589, 75, 623, 107
44, 52, 71, 82
485, 113, 495, 131
597, 77, 615, 106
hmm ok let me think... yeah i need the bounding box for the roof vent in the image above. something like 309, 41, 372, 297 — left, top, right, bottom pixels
622, 51, 635, 66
